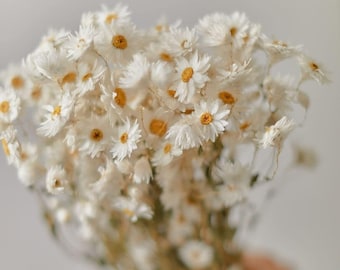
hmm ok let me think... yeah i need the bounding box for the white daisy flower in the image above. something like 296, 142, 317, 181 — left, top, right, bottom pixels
198, 12, 250, 48
0, 126, 20, 166
38, 28, 70, 51
152, 141, 183, 166
76, 60, 106, 96
175, 51, 210, 103
77, 116, 112, 158
0, 63, 29, 92
166, 119, 201, 150
37, 91, 75, 137
261, 35, 303, 63
46, 165, 68, 195
192, 100, 229, 142
178, 240, 214, 269
94, 22, 141, 64
113, 196, 153, 222
17, 143, 40, 187
111, 119, 141, 161
66, 23, 96, 61
298, 54, 330, 85
0, 88, 21, 124
119, 53, 151, 89
163, 26, 198, 57
259, 116, 295, 148
96, 4, 131, 26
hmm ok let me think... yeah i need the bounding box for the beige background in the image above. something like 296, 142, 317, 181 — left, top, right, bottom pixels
0, 0, 339, 269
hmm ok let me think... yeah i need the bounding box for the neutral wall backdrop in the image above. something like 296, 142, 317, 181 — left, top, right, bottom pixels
0, 1, 339, 269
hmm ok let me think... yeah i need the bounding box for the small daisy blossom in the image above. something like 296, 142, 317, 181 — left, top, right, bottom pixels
76, 60, 106, 96
113, 196, 153, 222
0, 126, 20, 166
298, 54, 330, 85
166, 119, 201, 150
175, 51, 210, 103
152, 141, 183, 166
37, 91, 75, 137
111, 119, 141, 161
178, 240, 214, 269
0, 88, 21, 124
192, 100, 229, 142
66, 23, 96, 60
96, 4, 131, 26
259, 116, 295, 148
46, 165, 68, 195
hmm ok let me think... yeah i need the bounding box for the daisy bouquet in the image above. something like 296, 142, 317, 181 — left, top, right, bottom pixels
0, 4, 328, 270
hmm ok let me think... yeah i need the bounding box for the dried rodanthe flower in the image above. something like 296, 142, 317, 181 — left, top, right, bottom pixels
0, 4, 328, 270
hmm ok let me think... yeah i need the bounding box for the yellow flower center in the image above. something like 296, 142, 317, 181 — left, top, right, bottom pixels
240, 121, 251, 131
123, 208, 134, 217
230, 27, 237, 37
1, 139, 10, 156
0, 101, 10, 113
200, 112, 213, 125
114, 88, 127, 107
105, 13, 117, 24
181, 67, 194, 83
52, 105, 62, 116
82, 73, 92, 82
11, 75, 24, 89
53, 179, 62, 188
160, 53, 173, 62
309, 62, 319, 71
61, 72, 77, 86
31, 86, 42, 101
167, 89, 176, 98
149, 119, 167, 137
120, 132, 128, 144
93, 106, 106, 116
112, 35, 128, 49
218, 91, 236, 105
163, 143, 172, 154
90, 128, 104, 142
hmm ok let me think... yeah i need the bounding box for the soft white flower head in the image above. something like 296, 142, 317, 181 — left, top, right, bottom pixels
111, 118, 141, 161
0, 89, 21, 124
259, 116, 295, 148
113, 196, 153, 222
46, 165, 68, 195
179, 240, 214, 269
175, 51, 210, 103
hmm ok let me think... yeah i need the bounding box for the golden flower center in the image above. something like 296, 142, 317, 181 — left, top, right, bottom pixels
61, 72, 77, 86
120, 132, 128, 144
31, 86, 42, 101
218, 91, 236, 105
112, 35, 128, 49
163, 143, 172, 154
53, 179, 62, 188
0, 101, 10, 113
11, 75, 24, 89
82, 73, 92, 82
105, 13, 118, 24
167, 89, 176, 98
181, 67, 194, 83
230, 27, 238, 37
114, 88, 126, 107
200, 112, 213, 125
52, 105, 61, 116
240, 121, 251, 131
1, 139, 10, 156
309, 62, 319, 71
149, 119, 167, 137
90, 128, 104, 142
160, 53, 173, 62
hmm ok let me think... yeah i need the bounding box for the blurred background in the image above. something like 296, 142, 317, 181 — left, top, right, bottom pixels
0, 0, 339, 269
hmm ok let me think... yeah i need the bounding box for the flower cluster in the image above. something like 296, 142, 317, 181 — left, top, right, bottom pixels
0, 4, 328, 270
